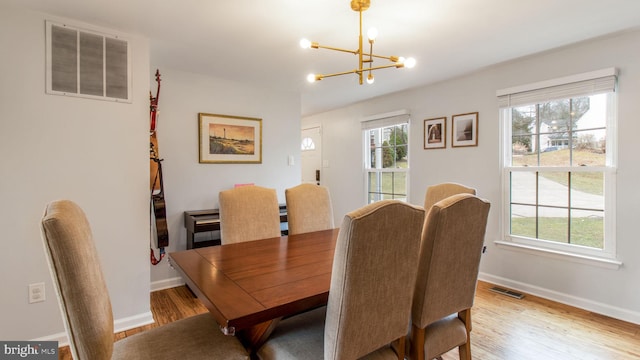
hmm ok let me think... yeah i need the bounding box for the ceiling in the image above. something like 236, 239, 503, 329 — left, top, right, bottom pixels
6, 0, 640, 116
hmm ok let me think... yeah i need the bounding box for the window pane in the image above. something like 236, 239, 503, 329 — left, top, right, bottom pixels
570, 209, 604, 249
538, 211, 568, 243
393, 172, 406, 197
382, 145, 395, 168
382, 193, 395, 200
396, 145, 408, 167
512, 136, 536, 167
510, 204, 536, 238
573, 129, 606, 166
392, 124, 408, 145
368, 172, 380, 192
512, 105, 537, 136
571, 172, 604, 208
511, 172, 536, 205
380, 172, 394, 193
538, 172, 568, 208
539, 145, 570, 166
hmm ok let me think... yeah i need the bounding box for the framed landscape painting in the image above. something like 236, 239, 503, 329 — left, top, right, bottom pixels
198, 113, 262, 163
452, 112, 479, 147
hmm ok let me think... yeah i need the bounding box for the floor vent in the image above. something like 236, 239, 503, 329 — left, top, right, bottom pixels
489, 286, 525, 299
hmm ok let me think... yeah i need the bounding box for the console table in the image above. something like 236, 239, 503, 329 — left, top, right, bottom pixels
183, 204, 288, 249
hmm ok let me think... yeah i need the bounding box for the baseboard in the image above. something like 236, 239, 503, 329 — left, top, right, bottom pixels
478, 272, 640, 325
33, 312, 155, 347
32, 331, 69, 347
114, 311, 155, 333
151, 276, 184, 292
34, 280, 183, 347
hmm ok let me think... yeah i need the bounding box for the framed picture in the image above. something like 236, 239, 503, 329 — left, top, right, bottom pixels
198, 113, 262, 163
424, 117, 446, 149
452, 112, 479, 147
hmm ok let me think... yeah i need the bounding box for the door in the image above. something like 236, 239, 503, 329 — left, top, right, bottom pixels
301, 127, 322, 184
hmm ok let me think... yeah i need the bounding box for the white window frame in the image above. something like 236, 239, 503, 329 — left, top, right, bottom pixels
362, 111, 410, 204
496, 69, 621, 269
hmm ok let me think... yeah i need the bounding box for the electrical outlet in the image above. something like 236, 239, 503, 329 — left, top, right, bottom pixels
28, 283, 45, 304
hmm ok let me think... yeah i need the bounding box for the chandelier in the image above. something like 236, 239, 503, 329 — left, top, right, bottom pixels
300, 0, 416, 85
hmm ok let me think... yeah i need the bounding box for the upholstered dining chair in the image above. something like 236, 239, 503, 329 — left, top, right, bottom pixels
257, 200, 425, 360
40, 200, 249, 360
410, 193, 490, 360
218, 185, 281, 244
285, 183, 335, 235
423, 182, 476, 214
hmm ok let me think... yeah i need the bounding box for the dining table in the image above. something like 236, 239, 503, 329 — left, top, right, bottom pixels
168, 228, 340, 353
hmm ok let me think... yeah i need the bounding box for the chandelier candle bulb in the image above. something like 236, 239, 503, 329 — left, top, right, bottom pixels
367, 27, 378, 42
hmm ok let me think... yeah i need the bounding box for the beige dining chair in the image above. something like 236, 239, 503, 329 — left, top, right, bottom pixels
218, 185, 281, 244
285, 183, 335, 235
410, 193, 490, 360
40, 200, 248, 360
257, 200, 425, 360
423, 182, 476, 214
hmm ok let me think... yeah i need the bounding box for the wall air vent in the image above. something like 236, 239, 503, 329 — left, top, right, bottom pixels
46, 20, 131, 102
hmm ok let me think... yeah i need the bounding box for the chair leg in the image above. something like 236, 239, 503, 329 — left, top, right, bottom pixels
395, 336, 406, 360
410, 324, 425, 360
458, 309, 472, 360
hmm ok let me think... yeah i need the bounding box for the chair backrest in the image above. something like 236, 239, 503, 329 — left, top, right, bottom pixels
40, 200, 114, 360
423, 182, 476, 214
285, 183, 335, 235
219, 185, 281, 244
412, 193, 490, 328
324, 200, 425, 360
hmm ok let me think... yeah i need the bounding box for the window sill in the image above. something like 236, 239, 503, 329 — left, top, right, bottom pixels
494, 240, 622, 270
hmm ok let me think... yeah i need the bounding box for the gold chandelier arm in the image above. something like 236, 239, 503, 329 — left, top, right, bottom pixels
358, 62, 407, 73
317, 61, 408, 81
369, 53, 400, 62
314, 44, 359, 55
317, 68, 359, 80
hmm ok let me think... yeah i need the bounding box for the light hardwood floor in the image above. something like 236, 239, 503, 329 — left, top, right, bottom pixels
58, 281, 640, 359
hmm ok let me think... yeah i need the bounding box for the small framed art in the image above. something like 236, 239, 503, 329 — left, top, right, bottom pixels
452, 112, 478, 147
198, 113, 262, 163
424, 117, 446, 149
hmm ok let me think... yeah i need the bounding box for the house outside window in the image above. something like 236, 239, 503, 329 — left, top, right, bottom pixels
362, 112, 410, 203
497, 69, 620, 266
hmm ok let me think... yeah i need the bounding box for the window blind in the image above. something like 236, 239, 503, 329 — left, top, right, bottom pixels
497, 68, 617, 108
361, 111, 410, 130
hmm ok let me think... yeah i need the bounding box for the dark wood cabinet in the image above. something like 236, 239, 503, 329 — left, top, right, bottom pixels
183, 205, 288, 249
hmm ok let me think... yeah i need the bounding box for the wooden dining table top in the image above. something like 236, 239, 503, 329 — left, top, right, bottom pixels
168, 228, 339, 350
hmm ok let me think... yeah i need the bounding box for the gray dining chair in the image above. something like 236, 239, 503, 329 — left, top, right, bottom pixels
285, 183, 335, 235
41, 200, 249, 360
218, 185, 282, 244
410, 193, 490, 360
257, 199, 425, 360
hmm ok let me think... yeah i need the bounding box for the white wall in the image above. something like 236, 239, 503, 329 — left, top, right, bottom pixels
0, 5, 151, 341
304, 30, 640, 324
0, 5, 302, 342
147, 67, 302, 285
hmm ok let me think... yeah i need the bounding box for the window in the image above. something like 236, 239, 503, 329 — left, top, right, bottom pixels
362, 112, 410, 203
498, 69, 618, 264
301, 137, 315, 151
